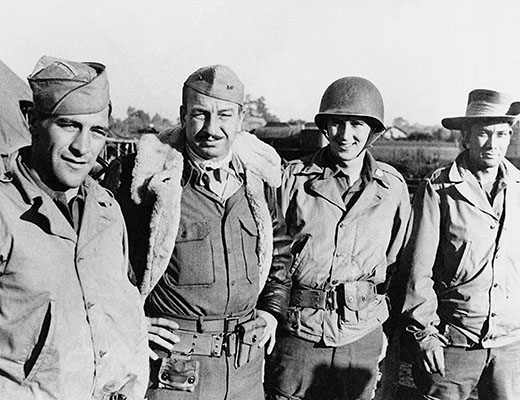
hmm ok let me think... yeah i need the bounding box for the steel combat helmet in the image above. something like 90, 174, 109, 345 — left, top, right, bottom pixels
315, 76, 385, 133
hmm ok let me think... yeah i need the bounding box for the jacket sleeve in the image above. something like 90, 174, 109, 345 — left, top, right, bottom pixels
399, 178, 443, 342
256, 184, 293, 323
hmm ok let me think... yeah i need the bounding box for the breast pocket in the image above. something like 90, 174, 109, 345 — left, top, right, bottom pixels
175, 222, 215, 286
239, 217, 259, 284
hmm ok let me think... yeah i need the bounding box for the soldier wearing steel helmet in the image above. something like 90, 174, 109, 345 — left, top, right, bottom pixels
264, 76, 411, 400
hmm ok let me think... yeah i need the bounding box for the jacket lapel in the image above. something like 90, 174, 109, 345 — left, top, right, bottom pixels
307, 176, 346, 211
448, 161, 498, 220
76, 180, 115, 253
345, 181, 386, 218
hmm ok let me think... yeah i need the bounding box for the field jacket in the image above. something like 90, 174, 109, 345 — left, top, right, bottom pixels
402, 151, 520, 348
0, 149, 149, 400
106, 128, 292, 322
280, 148, 410, 346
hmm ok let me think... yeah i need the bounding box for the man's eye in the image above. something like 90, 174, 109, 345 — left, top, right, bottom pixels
350, 120, 365, 127
92, 128, 109, 138
57, 121, 78, 131
219, 113, 232, 119
191, 112, 205, 120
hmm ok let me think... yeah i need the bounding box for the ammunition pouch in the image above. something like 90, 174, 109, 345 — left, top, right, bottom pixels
235, 317, 267, 368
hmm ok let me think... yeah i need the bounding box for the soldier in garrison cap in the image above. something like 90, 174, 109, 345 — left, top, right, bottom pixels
104, 65, 292, 399
0, 56, 149, 399
400, 90, 520, 400
264, 77, 411, 400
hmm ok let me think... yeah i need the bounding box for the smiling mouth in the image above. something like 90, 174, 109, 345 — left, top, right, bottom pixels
63, 157, 88, 168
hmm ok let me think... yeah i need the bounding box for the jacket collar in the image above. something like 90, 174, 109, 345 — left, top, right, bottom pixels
7, 147, 115, 241
302, 147, 389, 211
131, 127, 280, 298
298, 146, 390, 188
448, 150, 520, 219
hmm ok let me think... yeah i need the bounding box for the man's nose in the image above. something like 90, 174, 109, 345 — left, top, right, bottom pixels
205, 114, 219, 136
70, 129, 90, 155
336, 124, 355, 141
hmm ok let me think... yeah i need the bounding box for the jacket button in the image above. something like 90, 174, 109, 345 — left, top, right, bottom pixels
348, 296, 354, 303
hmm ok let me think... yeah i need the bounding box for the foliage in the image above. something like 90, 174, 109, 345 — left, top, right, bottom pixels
392, 116, 458, 142
110, 107, 174, 138
371, 141, 460, 180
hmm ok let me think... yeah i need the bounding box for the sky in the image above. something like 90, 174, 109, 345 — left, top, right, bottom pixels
2, 0, 520, 126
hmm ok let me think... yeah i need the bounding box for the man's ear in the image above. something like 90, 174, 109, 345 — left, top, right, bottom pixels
27, 109, 39, 137
460, 130, 469, 149
180, 105, 186, 128
237, 107, 245, 131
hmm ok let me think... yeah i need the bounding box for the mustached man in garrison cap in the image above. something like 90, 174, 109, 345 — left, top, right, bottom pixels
105, 65, 292, 399
400, 89, 520, 400
263, 77, 411, 400
0, 56, 149, 399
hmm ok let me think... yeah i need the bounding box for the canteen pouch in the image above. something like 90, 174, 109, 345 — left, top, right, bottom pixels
235, 318, 266, 368
158, 353, 200, 392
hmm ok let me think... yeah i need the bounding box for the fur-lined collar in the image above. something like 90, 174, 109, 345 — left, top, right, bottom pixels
131, 127, 281, 297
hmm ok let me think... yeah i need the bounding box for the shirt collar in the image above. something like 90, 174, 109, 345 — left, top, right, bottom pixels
319, 147, 389, 187
18, 148, 85, 204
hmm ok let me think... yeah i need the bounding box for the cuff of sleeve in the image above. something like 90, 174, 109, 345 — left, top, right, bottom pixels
406, 324, 449, 351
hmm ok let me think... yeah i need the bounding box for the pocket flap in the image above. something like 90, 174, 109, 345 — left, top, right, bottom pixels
177, 222, 210, 242
341, 281, 375, 311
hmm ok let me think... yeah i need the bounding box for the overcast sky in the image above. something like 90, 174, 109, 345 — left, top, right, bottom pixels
2, 0, 520, 126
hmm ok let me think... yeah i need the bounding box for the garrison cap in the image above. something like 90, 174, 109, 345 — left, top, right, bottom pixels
184, 65, 244, 107
28, 55, 110, 115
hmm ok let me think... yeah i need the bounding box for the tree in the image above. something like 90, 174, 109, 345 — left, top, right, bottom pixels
109, 107, 174, 138
244, 95, 279, 123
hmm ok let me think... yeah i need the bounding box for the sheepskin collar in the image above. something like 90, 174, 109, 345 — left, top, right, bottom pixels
131, 127, 281, 297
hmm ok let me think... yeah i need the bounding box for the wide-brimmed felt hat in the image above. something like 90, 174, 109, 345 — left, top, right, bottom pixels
442, 89, 519, 130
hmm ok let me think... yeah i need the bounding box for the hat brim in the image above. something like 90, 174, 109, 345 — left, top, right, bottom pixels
441, 115, 517, 130
315, 113, 385, 133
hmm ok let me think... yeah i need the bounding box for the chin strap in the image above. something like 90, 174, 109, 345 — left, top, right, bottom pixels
320, 127, 387, 159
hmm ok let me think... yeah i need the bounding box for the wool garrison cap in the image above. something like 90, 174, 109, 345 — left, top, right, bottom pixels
28, 55, 110, 115
184, 65, 244, 106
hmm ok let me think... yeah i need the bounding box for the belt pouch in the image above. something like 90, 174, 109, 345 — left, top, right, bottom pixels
339, 282, 373, 323
158, 353, 200, 392
235, 319, 265, 368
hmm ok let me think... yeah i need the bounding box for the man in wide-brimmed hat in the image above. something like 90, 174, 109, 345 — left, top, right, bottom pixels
401, 89, 520, 400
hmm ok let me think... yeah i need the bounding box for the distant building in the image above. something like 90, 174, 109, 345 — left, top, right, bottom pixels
382, 126, 408, 140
